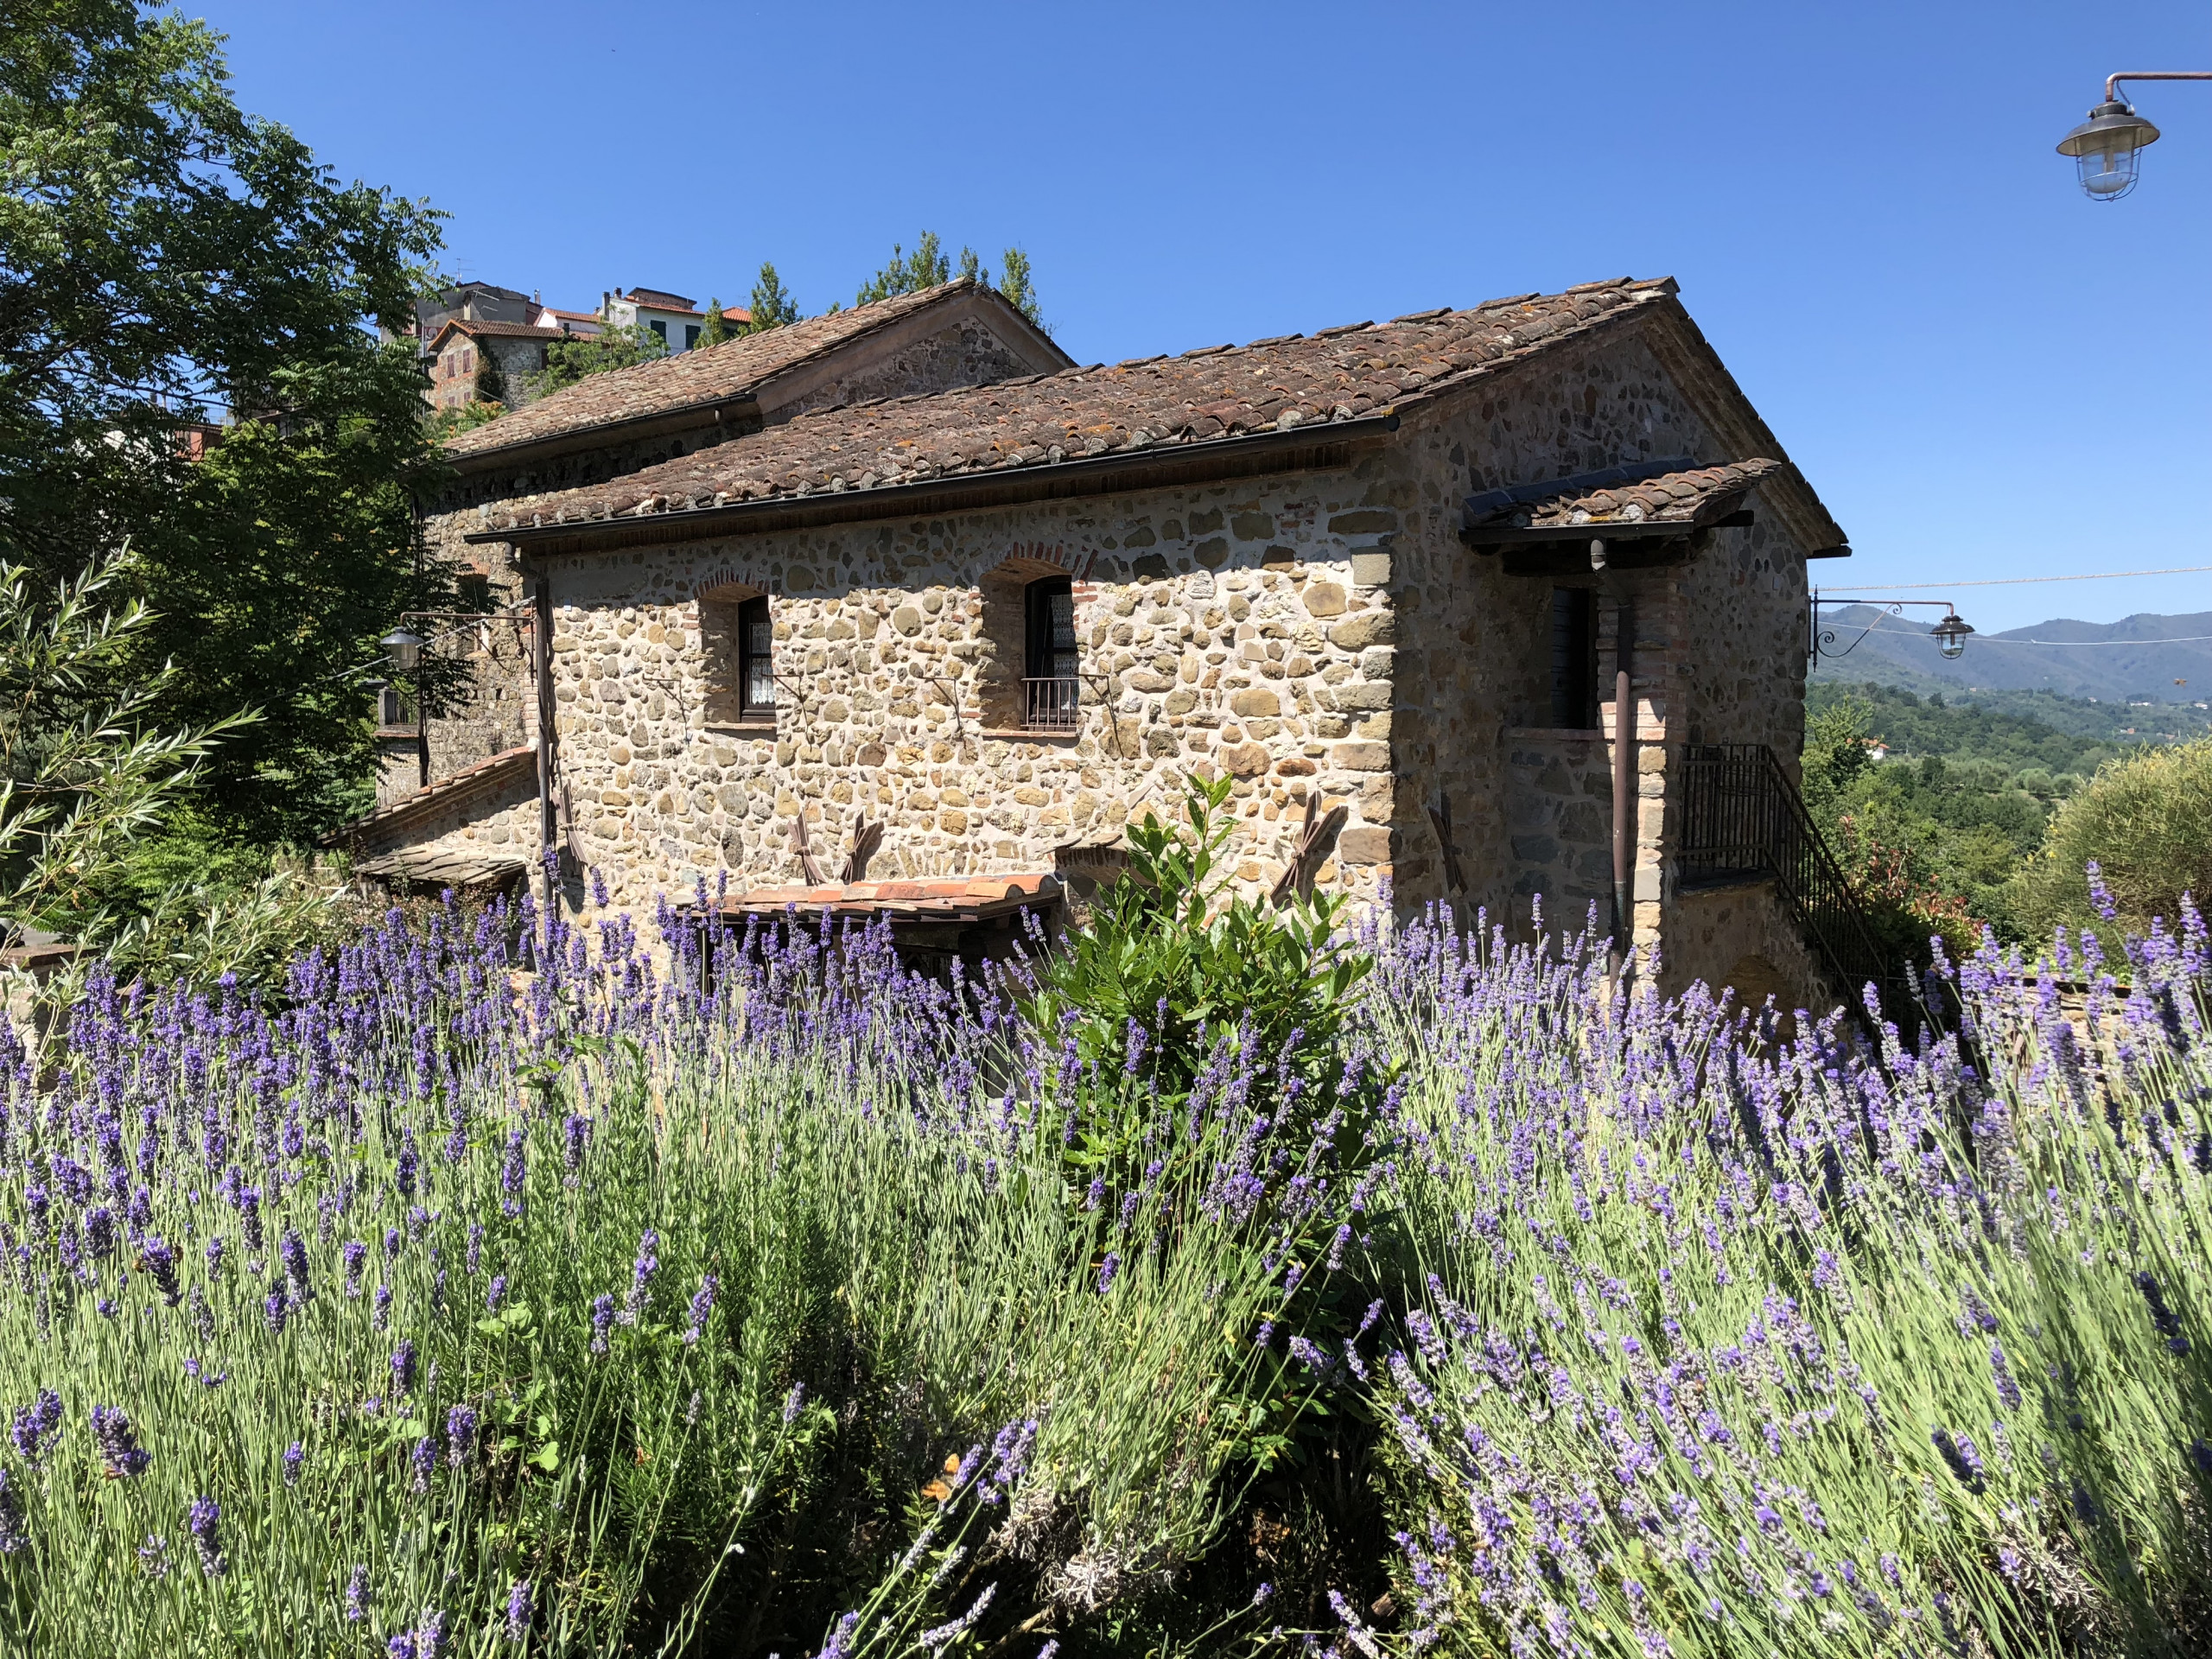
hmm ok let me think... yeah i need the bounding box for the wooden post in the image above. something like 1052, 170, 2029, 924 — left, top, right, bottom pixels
1611, 599, 1635, 951
533, 577, 558, 909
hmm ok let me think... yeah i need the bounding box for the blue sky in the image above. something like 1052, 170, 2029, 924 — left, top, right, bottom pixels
196, 0, 2212, 632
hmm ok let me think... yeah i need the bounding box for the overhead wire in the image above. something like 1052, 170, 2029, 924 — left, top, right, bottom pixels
1821, 563, 2212, 591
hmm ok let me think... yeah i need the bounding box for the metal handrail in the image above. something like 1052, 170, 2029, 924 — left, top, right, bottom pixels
1023, 677, 1080, 733
1677, 743, 1895, 1013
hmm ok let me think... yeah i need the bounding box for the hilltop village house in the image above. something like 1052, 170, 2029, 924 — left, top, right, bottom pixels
336, 275, 1854, 1007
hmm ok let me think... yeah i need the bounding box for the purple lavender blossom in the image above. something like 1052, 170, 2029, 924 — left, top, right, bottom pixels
343, 1241, 367, 1297
683, 1274, 717, 1345
499, 1128, 526, 1217
91, 1405, 150, 1478
486, 1274, 508, 1315
783, 1382, 806, 1424
505, 1579, 532, 1641
446, 1404, 478, 1468
1990, 1342, 2023, 1412
138, 1237, 182, 1306
391, 1339, 417, 1396
13, 1390, 60, 1465
264, 1287, 288, 1334
345, 1563, 371, 1622
1096, 1253, 1120, 1294
621, 1230, 658, 1325
563, 1113, 589, 1179
280, 1228, 313, 1303
372, 1283, 391, 1332
0, 1469, 24, 1554
396, 1131, 418, 1201
410, 1436, 435, 1492
283, 1442, 304, 1486
1932, 1427, 1986, 1493
589, 1294, 614, 1355
187, 1496, 225, 1577
2137, 1271, 2191, 1356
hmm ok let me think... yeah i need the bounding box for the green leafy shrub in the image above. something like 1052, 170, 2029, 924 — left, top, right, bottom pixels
2009, 734, 2212, 957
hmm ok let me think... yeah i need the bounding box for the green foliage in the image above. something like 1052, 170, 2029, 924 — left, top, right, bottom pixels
0, 549, 248, 942
2008, 735, 2212, 950
852, 233, 1046, 329
1022, 774, 1379, 1167
745, 261, 801, 332
86, 808, 359, 990
0, 0, 448, 844
855, 231, 952, 304
996, 245, 1044, 328
699, 296, 734, 346
1808, 681, 2152, 782
527, 321, 667, 396
423, 399, 504, 440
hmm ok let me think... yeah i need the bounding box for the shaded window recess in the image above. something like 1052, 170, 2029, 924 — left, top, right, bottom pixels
1549, 587, 1598, 729
1023, 575, 1079, 731
739, 594, 775, 714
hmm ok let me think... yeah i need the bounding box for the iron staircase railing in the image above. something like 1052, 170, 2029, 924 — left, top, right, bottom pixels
1676, 742, 1899, 1016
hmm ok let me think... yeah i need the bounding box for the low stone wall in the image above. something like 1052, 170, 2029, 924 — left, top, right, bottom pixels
1662, 876, 1842, 1020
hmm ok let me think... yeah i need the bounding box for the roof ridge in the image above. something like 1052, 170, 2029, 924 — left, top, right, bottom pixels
472, 277, 1687, 535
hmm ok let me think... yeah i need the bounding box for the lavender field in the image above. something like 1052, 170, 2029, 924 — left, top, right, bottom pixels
0, 846, 2208, 1658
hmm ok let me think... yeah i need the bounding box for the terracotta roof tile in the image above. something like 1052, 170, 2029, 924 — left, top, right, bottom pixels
721, 872, 1061, 919
442, 281, 1003, 461
322, 747, 536, 845
486, 278, 1680, 530
1509, 458, 1789, 527
429, 320, 567, 346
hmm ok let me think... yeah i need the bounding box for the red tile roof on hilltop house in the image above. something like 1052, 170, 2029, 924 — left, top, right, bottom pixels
471, 277, 1841, 550
426, 319, 568, 350
442, 280, 1033, 463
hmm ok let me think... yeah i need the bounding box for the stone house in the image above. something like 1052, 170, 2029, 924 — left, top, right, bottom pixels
423, 317, 569, 413
335, 274, 1859, 1008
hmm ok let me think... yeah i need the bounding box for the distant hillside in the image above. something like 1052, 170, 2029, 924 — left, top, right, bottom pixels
1808, 605, 2212, 704
1806, 681, 2209, 774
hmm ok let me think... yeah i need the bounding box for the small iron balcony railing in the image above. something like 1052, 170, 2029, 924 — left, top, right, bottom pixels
1023, 677, 1081, 733
1677, 742, 1899, 1019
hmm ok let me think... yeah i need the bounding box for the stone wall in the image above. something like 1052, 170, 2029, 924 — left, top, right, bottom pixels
532, 465, 1410, 918
404, 314, 1062, 806
1663, 875, 1840, 1020
1382, 329, 1715, 941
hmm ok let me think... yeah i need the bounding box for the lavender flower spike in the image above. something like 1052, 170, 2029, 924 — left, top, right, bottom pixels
91, 1405, 151, 1478
187, 1496, 226, 1577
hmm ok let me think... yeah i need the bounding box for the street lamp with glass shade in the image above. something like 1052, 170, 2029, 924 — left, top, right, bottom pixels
2057, 99, 2161, 199
1931, 611, 1975, 660
379, 626, 425, 675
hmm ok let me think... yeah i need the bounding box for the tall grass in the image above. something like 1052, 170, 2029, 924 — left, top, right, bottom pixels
0, 853, 2206, 1656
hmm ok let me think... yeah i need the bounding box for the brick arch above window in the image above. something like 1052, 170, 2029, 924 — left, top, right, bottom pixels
694, 575, 765, 604
981, 541, 1089, 585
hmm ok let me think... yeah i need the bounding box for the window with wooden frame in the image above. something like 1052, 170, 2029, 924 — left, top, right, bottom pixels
1022, 575, 1079, 732
739, 594, 775, 714
698, 585, 772, 728
1548, 587, 1598, 729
